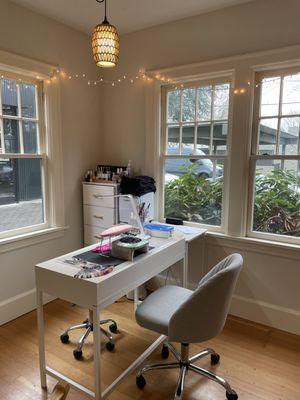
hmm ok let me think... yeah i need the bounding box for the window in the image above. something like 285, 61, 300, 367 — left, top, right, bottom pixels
249, 69, 300, 241
0, 72, 47, 237
161, 79, 231, 227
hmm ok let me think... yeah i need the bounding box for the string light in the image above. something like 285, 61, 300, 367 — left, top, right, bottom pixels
8, 63, 291, 93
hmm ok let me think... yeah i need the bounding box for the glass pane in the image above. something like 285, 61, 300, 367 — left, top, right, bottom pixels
213, 84, 230, 120
0, 158, 44, 232
260, 77, 280, 117
182, 125, 195, 153
182, 88, 196, 122
253, 160, 300, 237
1, 79, 18, 116
167, 125, 180, 154
197, 86, 212, 121
20, 83, 37, 118
282, 74, 300, 115
164, 158, 224, 225
279, 117, 299, 155
23, 121, 38, 153
167, 90, 180, 123
258, 118, 278, 155
213, 122, 228, 155
3, 119, 20, 153
197, 123, 211, 155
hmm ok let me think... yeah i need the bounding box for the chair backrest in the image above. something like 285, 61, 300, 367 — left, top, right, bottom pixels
168, 253, 243, 343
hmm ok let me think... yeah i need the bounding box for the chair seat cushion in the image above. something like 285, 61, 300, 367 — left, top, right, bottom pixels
135, 285, 193, 335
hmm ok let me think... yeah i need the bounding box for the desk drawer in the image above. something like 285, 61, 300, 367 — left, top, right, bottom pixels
84, 205, 115, 228
83, 185, 115, 208
84, 225, 105, 245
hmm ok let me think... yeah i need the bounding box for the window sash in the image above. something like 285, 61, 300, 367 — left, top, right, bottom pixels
0, 72, 44, 156
0, 71, 48, 239
160, 76, 232, 231
164, 81, 231, 157
248, 67, 300, 243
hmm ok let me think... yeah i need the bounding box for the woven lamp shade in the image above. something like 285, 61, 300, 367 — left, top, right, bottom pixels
92, 22, 120, 68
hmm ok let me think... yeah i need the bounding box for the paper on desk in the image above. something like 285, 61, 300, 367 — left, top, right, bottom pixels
173, 226, 202, 234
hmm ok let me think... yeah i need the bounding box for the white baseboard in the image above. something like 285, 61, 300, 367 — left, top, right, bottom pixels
147, 275, 300, 336
230, 295, 300, 336
0, 289, 54, 326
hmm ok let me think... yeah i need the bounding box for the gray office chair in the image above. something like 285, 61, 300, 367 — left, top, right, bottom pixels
135, 253, 243, 400
60, 310, 118, 359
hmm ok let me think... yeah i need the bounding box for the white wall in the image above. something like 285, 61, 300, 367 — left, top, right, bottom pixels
99, 0, 300, 334
0, 0, 103, 323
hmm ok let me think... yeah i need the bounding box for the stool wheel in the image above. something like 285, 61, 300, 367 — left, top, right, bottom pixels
106, 341, 115, 352
136, 375, 146, 390
109, 323, 118, 333
73, 349, 82, 360
161, 344, 169, 359
60, 333, 69, 344
211, 353, 220, 365
226, 391, 238, 400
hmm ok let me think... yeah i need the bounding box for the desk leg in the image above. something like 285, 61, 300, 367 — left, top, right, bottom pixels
37, 289, 47, 389
183, 242, 188, 288
93, 305, 102, 400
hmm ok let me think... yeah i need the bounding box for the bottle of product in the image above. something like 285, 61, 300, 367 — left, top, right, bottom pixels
126, 160, 132, 177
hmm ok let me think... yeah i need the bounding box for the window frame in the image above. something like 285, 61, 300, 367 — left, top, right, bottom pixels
247, 67, 300, 245
160, 75, 233, 232
0, 50, 65, 248
0, 70, 49, 239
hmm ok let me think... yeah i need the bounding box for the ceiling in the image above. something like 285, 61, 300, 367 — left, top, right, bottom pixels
11, 0, 254, 35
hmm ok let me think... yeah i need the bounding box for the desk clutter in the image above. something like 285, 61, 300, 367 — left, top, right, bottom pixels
82, 164, 156, 247
64, 224, 151, 279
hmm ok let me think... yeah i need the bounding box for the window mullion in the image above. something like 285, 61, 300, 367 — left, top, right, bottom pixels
179, 90, 183, 154
194, 88, 198, 152
16, 82, 24, 153
210, 86, 215, 154
275, 76, 284, 155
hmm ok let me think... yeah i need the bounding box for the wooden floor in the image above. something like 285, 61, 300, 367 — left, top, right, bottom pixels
0, 298, 300, 400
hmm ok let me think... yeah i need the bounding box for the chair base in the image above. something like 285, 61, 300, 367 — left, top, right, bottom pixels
60, 315, 118, 359
136, 342, 238, 400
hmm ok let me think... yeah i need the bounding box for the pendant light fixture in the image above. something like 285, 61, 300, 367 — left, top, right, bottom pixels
92, 0, 120, 68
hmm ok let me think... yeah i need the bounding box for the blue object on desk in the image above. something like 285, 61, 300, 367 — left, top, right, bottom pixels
144, 223, 174, 238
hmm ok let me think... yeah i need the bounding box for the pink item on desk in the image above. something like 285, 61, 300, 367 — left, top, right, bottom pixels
101, 224, 134, 238
92, 243, 112, 253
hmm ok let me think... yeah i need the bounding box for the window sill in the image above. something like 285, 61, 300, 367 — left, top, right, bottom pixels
0, 226, 69, 255
206, 231, 300, 260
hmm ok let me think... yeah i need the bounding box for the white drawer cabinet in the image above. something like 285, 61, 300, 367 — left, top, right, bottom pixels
82, 182, 119, 246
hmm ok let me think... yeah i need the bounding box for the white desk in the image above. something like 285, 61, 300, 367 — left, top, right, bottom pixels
35, 234, 186, 400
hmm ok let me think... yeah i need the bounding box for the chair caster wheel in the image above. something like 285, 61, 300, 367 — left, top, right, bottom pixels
82, 318, 89, 324
211, 353, 220, 365
109, 323, 118, 333
60, 333, 69, 344
106, 341, 115, 352
161, 344, 169, 359
226, 390, 238, 400
73, 349, 83, 360
136, 375, 146, 390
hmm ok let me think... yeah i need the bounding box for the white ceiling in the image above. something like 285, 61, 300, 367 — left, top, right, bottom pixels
11, 0, 254, 35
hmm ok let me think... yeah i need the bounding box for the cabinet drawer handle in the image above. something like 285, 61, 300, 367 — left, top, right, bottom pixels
93, 215, 103, 219
93, 194, 103, 199
94, 235, 102, 239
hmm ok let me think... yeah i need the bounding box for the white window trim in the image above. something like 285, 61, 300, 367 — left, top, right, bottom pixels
246, 65, 300, 245
155, 71, 234, 233
145, 44, 300, 248
0, 50, 66, 250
